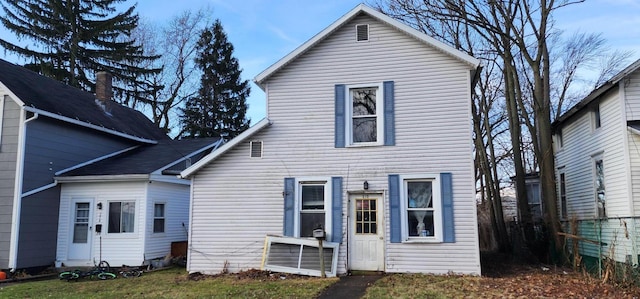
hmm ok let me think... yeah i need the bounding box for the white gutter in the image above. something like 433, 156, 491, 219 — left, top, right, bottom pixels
54, 174, 150, 183
23, 106, 158, 144
8, 110, 38, 271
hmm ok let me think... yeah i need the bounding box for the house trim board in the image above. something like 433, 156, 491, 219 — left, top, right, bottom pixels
253, 4, 479, 88
0, 95, 4, 146
180, 118, 271, 178
8, 110, 38, 270
619, 82, 636, 217
22, 106, 157, 144
55, 174, 150, 183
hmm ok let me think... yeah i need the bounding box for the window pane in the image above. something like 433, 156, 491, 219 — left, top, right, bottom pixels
300, 213, 325, 237
407, 181, 432, 208
73, 223, 88, 243
154, 204, 164, 217
302, 185, 324, 210
122, 202, 135, 233
108, 202, 121, 233
352, 88, 376, 116
352, 117, 377, 143
154, 219, 165, 233
407, 210, 434, 237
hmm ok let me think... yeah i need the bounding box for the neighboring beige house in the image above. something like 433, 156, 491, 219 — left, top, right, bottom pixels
181, 4, 481, 276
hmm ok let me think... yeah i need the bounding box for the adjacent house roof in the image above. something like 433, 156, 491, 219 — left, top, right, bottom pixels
553, 58, 640, 131
254, 4, 480, 89
0, 58, 169, 143
57, 138, 222, 180
180, 118, 271, 178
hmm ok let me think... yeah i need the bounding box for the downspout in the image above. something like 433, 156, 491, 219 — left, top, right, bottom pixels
8, 110, 38, 271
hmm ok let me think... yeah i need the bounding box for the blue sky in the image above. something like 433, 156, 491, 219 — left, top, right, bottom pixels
2, 0, 640, 124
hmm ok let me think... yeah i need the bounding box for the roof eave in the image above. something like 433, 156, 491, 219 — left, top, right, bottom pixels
24, 106, 158, 144
254, 4, 479, 89
180, 118, 272, 178
553, 58, 640, 131
55, 174, 150, 183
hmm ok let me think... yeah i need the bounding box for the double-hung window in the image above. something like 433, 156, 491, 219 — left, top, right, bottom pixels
297, 180, 331, 238
594, 158, 605, 218
559, 172, 567, 219
400, 175, 442, 241
108, 201, 135, 233
348, 84, 383, 145
335, 81, 394, 148
153, 203, 165, 233
389, 173, 454, 243
283, 177, 343, 243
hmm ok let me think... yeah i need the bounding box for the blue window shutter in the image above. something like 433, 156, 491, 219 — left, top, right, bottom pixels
283, 178, 295, 237
383, 81, 395, 146
335, 84, 346, 148
331, 177, 343, 243
441, 173, 455, 243
388, 174, 401, 243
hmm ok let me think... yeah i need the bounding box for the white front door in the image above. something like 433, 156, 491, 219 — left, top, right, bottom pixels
67, 199, 93, 261
348, 194, 385, 271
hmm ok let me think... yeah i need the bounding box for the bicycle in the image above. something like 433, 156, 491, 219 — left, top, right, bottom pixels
59, 260, 116, 281
119, 265, 143, 278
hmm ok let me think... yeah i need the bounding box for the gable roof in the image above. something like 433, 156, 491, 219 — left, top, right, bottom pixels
553, 58, 640, 130
56, 137, 221, 179
180, 118, 271, 178
0, 58, 169, 143
254, 4, 480, 88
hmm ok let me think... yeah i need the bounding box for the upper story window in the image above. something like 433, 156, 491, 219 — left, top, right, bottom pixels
556, 128, 563, 150
349, 84, 383, 145
334, 81, 394, 148
593, 104, 601, 130
108, 201, 135, 233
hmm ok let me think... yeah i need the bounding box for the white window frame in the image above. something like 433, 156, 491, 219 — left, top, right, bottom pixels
294, 177, 333, 241
559, 170, 567, 220
399, 174, 443, 243
153, 202, 166, 234
107, 201, 136, 234
592, 104, 602, 131
593, 154, 605, 218
346, 83, 384, 147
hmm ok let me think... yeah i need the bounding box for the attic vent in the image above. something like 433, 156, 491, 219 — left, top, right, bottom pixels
356, 24, 369, 41
250, 141, 263, 158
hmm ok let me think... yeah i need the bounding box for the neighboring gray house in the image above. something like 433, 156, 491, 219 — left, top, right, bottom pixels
181, 4, 481, 276
553, 59, 640, 264
0, 59, 212, 271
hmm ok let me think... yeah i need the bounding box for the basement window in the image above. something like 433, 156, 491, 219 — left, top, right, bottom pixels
250, 141, 262, 158
356, 24, 369, 42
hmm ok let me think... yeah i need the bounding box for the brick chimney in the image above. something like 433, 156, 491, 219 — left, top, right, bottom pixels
95, 71, 113, 113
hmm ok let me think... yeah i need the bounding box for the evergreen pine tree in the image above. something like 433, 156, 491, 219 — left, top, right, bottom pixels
0, 0, 160, 105
179, 19, 250, 139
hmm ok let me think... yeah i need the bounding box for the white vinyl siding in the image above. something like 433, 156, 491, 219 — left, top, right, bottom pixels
188, 14, 479, 275
145, 182, 190, 260
626, 71, 640, 214
0, 97, 20, 268
57, 181, 190, 266
555, 87, 630, 219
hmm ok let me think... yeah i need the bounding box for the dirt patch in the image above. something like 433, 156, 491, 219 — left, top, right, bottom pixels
480, 252, 640, 298
185, 269, 312, 282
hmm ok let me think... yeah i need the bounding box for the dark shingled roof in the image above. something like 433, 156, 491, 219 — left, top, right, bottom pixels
58, 138, 221, 176
0, 58, 169, 141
